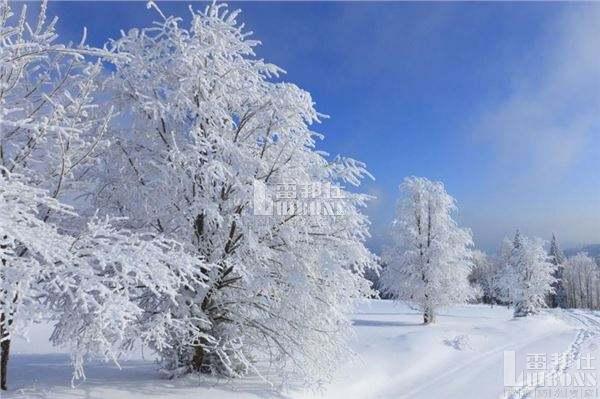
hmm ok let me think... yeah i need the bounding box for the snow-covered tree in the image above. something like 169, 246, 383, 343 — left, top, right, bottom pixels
549, 234, 565, 265
0, 172, 73, 390
91, 2, 376, 382
0, 0, 106, 387
0, 1, 208, 389
548, 234, 566, 308
381, 177, 474, 324
0, 171, 206, 386
563, 253, 600, 309
0, 1, 113, 201
494, 234, 520, 306
496, 234, 556, 317
53, 218, 208, 381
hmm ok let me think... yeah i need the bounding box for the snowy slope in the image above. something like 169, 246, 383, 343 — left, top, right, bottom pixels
3, 300, 598, 399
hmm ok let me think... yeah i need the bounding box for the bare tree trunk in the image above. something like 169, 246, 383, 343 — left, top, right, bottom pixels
0, 319, 9, 391
1, 244, 8, 390
423, 307, 435, 324
191, 345, 204, 372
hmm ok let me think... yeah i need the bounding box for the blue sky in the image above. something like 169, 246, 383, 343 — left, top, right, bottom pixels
34, 1, 600, 252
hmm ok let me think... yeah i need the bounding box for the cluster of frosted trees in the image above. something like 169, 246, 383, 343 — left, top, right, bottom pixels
380, 176, 600, 323
380, 177, 571, 322
0, 1, 377, 390
561, 253, 600, 309
470, 234, 600, 313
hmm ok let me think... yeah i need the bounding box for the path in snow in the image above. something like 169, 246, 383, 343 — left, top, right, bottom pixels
499, 310, 598, 399
298, 301, 600, 399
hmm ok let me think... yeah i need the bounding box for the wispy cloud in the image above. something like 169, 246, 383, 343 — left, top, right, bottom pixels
475, 5, 600, 183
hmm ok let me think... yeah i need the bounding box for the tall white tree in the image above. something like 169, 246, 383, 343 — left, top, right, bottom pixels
494, 234, 520, 306
91, 2, 377, 382
381, 177, 474, 324
497, 233, 556, 317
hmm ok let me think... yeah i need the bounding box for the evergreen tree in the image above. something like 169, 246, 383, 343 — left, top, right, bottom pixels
548, 234, 566, 308
513, 230, 523, 249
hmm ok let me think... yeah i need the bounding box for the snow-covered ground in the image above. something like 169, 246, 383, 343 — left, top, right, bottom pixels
4, 300, 600, 399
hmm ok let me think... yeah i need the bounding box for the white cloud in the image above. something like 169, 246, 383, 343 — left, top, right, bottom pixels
476, 5, 600, 182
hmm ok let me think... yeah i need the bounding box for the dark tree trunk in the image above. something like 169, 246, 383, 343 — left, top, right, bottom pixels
0, 309, 13, 391
1, 241, 9, 390
0, 337, 9, 390
191, 345, 204, 372
423, 307, 435, 324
